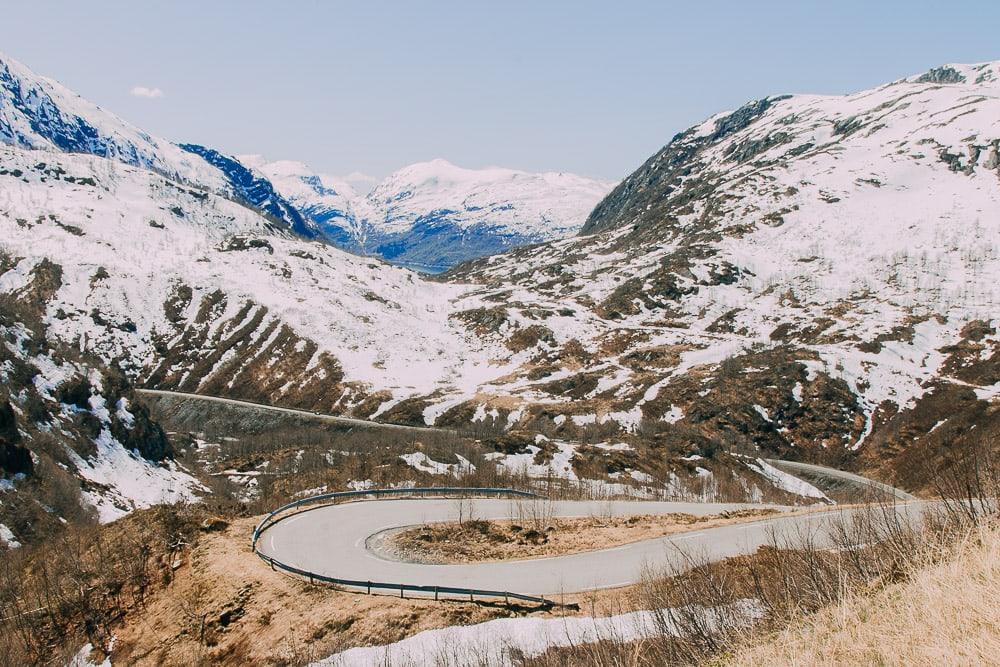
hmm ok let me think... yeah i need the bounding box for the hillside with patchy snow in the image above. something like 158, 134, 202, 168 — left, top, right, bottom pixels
446, 62, 1000, 483
0, 146, 515, 409
249, 157, 614, 271
3, 57, 1000, 518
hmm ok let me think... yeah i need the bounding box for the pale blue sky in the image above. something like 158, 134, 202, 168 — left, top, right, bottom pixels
3, 1, 998, 183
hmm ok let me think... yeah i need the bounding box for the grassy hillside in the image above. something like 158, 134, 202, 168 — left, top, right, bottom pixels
723, 520, 999, 666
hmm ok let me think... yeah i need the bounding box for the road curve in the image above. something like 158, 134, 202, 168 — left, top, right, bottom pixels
136, 388, 448, 435
764, 459, 917, 501
255, 497, 925, 596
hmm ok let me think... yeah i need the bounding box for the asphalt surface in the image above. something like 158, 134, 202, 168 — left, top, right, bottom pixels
136, 388, 444, 435
255, 497, 926, 596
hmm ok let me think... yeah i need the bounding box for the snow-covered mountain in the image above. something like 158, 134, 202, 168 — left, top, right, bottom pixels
448, 61, 1000, 482
0, 51, 312, 237
239, 156, 366, 250
0, 50, 610, 270
4, 56, 1000, 525
249, 157, 615, 271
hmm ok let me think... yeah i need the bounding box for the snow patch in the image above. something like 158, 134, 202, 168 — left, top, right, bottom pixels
748, 459, 829, 501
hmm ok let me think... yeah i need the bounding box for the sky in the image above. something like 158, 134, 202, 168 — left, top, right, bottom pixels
2, 1, 999, 184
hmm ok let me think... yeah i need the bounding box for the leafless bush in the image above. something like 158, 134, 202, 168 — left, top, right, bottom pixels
453, 496, 477, 527
508, 496, 556, 532
520, 444, 999, 666
0, 504, 203, 665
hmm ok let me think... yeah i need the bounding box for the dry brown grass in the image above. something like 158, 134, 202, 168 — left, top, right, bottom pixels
720, 520, 1000, 667
520, 470, 999, 666
104, 515, 555, 666
385, 510, 780, 564
1, 502, 596, 667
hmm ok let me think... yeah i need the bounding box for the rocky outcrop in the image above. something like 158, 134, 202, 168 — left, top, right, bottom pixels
0, 399, 32, 477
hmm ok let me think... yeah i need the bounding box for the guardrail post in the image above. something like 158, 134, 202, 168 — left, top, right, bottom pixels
367, 581, 371, 595
434, 586, 439, 601
400, 585, 404, 599
469, 591, 474, 602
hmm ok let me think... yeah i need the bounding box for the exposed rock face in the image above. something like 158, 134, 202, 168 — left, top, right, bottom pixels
581, 96, 784, 236
915, 66, 966, 84
101, 369, 173, 462
0, 399, 32, 477
178, 144, 315, 238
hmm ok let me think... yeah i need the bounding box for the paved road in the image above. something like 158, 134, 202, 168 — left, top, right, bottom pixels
255, 497, 926, 596
763, 459, 917, 501
138, 390, 918, 502
136, 388, 447, 435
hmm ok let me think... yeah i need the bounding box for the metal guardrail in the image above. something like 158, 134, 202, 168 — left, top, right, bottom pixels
251, 487, 577, 608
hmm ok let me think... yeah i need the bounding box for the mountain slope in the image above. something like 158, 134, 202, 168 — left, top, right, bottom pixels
4, 58, 999, 515
0, 266, 203, 543
0, 142, 519, 538
0, 52, 307, 235
251, 157, 615, 271
446, 61, 1000, 480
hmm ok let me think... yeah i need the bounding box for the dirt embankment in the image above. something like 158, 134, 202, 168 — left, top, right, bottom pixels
80, 513, 557, 666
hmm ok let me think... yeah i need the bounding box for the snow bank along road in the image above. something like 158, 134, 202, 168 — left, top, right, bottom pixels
255, 496, 926, 597
136, 388, 449, 435
766, 460, 917, 501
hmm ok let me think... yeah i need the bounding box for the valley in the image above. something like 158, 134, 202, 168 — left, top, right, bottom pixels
0, 40, 998, 667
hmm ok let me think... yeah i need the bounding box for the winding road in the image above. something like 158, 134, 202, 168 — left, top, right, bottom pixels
765, 459, 917, 501
142, 390, 923, 597
136, 388, 447, 435
255, 496, 925, 597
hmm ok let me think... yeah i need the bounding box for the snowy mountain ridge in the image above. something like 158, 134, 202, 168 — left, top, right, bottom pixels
0, 50, 609, 270
0, 51, 313, 237
448, 60, 1000, 472
363, 158, 613, 238
249, 156, 615, 271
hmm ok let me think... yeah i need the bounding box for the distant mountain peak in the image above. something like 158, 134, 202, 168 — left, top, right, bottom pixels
253, 156, 616, 272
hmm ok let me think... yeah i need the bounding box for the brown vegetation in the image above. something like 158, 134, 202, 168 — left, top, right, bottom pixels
723, 520, 1000, 666
385, 510, 780, 564
0, 505, 553, 666
509, 440, 1000, 666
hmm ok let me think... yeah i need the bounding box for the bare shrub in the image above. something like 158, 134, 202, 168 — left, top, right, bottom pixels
508, 496, 556, 533
520, 443, 999, 666
0, 504, 203, 665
